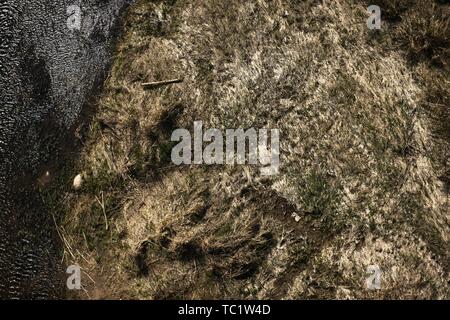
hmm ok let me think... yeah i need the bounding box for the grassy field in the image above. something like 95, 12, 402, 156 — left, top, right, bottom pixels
43, 0, 449, 299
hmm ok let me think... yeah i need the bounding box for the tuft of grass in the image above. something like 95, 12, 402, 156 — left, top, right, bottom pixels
294, 170, 343, 217
369, 0, 416, 22
394, 1, 449, 69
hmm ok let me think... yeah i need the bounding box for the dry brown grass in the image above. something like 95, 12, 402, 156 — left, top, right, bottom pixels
45, 0, 449, 299
365, 0, 449, 186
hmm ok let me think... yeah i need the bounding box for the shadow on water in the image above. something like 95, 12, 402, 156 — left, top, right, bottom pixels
0, 0, 133, 299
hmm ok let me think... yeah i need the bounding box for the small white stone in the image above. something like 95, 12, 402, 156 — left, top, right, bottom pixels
73, 173, 83, 190
291, 212, 301, 222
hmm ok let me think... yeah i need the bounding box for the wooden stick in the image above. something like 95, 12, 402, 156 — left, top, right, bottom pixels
141, 78, 183, 89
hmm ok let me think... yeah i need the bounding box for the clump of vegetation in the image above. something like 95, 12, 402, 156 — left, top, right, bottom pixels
296, 170, 342, 216
370, 0, 416, 22
395, 2, 449, 68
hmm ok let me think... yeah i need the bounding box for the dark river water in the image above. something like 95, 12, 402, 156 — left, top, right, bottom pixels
0, 0, 132, 299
